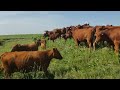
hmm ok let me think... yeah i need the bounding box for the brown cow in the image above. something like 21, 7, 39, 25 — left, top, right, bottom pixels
53, 28, 62, 39
61, 27, 66, 34
73, 27, 94, 48
93, 25, 115, 46
61, 30, 72, 41
44, 29, 62, 40
65, 26, 95, 48
43, 31, 54, 38
11, 39, 41, 52
48, 33, 60, 42
53, 28, 61, 34
0, 48, 63, 79
93, 26, 120, 55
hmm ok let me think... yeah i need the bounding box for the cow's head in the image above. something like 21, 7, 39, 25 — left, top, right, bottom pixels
66, 30, 72, 38
11, 44, 21, 52
43, 31, 49, 38
35, 39, 41, 46
61, 27, 66, 34
61, 34, 66, 38
52, 48, 63, 60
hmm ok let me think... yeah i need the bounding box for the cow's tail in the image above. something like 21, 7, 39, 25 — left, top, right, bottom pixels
91, 27, 97, 47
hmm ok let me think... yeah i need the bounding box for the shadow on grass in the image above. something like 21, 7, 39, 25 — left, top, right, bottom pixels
22, 72, 55, 79
43, 72, 55, 79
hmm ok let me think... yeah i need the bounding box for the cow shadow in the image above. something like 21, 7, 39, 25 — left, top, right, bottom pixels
94, 41, 111, 50
22, 72, 54, 79
43, 72, 55, 79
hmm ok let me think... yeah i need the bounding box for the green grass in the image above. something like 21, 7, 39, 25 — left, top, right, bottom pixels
0, 34, 120, 79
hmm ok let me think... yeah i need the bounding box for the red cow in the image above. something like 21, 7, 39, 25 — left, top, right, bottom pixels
0, 48, 63, 79
93, 26, 120, 55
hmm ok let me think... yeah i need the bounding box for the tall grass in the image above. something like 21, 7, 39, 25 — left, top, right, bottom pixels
0, 34, 120, 79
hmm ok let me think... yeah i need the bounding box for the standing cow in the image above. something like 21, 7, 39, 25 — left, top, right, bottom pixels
93, 26, 120, 55
0, 48, 63, 79
69, 26, 95, 48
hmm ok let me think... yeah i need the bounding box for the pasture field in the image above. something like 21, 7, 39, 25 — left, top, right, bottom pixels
0, 34, 120, 79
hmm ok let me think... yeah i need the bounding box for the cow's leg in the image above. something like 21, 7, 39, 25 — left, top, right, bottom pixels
87, 39, 92, 49
4, 68, 11, 79
52, 39, 54, 42
84, 41, 88, 48
93, 40, 97, 50
114, 41, 119, 56
2, 63, 11, 79
93, 38, 100, 50
59, 36, 61, 39
74, 39, 79, 47
42, 64, 50, 76
48, 38, 49, 40
86, 39, 93, 53
64, 37, 67, 42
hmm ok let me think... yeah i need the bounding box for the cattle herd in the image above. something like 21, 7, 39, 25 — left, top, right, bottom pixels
44, 24, 120, 56
1, 23, 120, 79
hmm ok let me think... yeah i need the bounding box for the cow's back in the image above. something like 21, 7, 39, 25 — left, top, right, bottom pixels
1, 51, 45, 71
72, 27, 94, 40
106, 27, 120, 41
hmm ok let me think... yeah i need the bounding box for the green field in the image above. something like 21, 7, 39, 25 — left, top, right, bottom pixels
0, 34, 120, 79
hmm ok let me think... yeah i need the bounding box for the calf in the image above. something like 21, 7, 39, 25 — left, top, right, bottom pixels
0, 48, 63, 79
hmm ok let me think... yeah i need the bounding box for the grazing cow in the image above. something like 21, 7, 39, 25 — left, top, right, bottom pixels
11, 39, 41, 52
48, 33, 60, 42
43, 29, 62, 40
61, 27, 66, 34
40, 39, 46, 49
53, 29, 62, 39
43, 31, 54, 38
0, 48, 63, 79
53, 28, 61, 34
93, 26, 115, 49
61, 30, 72, 41
93, 26, 120, 55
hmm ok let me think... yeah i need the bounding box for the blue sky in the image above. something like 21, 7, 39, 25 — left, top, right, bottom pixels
0, 11, 120, 35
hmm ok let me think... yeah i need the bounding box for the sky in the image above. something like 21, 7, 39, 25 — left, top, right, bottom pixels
0, 11, 120, 35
